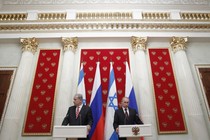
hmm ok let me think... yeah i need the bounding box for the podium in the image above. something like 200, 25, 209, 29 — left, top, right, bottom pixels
53, 126, 87, 140
119, 124, 152, 140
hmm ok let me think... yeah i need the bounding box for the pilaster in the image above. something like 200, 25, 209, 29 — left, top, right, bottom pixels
54, 37, 78, 124
0, 38, 38, 140
131, 36, 158, 140
170, 36, 209, 140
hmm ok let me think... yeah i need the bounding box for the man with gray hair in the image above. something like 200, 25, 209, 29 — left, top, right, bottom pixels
62, 94, 93, 140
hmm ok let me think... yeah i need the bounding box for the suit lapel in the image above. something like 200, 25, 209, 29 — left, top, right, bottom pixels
73, 106, 77, 118
79, 105, 85, 117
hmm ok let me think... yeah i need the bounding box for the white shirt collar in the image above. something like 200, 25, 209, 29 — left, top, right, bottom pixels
77, 104, 83, 111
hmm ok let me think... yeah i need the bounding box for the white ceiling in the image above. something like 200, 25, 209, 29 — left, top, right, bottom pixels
2, 0, 209, 5
1, 0, 210, 11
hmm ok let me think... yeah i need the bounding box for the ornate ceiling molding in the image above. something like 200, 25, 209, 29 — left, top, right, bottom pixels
0, 11, 210, 34
0, 13, 27, 21
2, 12, 210, 21
1, 22, 210, 32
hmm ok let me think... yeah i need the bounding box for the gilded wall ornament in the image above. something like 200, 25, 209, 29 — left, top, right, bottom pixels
170, 37, 188, 53
20, 37, 38, 54
131, 36, 147, 53
62, 37, 78, 52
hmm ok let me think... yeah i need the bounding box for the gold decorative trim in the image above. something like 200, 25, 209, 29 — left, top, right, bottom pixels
61, 37, 78, 52
1, 23, 210, 32
170, 37, 188, 53
142, 12, 170, 20
38, 13, 66, 20
0, 13, 27, 21
76, 12, 132, 20
20, 38, 39, 54
1, 12, 210, 22
0, 11, 210, 33
181, 12, 210, 21
131, 36, 147, 53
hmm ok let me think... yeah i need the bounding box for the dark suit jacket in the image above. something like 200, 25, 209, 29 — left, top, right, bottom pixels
113, 107, 143, 130
62, 105, 93, 127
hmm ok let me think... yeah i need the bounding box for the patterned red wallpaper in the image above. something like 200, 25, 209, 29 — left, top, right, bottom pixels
23, 49, 60, 135
148, 48, 187, 134
81, 49, 129, 114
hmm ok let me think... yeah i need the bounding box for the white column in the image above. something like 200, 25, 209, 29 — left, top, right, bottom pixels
54, 37, 78, 125
171, 37, 209, 140
0, 38, 38, 140
131, 36, 158, 140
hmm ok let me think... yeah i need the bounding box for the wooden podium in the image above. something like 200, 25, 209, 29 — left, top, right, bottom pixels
119, 124, 152, 140
53, 126, 87, 140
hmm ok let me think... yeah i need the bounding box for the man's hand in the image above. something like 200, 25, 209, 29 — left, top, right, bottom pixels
116, 127, 119, 134
87, 125, 91, 134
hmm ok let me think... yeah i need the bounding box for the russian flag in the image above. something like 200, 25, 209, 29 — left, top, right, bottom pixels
77, 62, 86, 104
104, 62, 118, 140
125, 61, 138, 113
125, 61, 144, 140
89, 62, 104, 140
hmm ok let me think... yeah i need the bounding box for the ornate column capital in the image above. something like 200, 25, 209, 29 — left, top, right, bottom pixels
170, 36, 188, 53
62, 37, 78, 52
20, 37, 38, 54
131, 36, 147, 53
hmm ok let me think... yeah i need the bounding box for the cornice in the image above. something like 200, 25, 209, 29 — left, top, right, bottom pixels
0, 11, 210, 35
1, 21, 210, 32
2, 12, 210, 21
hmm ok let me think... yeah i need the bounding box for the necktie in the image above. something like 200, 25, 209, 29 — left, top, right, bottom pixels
76, 107, 80, 119
125, 108, 129, 119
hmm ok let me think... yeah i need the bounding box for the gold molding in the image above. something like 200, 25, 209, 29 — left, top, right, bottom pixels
1, 22, 210, 32
61, 37, 78, 52
20, 38, 38, 54
181, 12, 210, 21
142, 12, 170, 20
76, 12, 132, 20
1, 11, 210, 32
0, 13, 27, 21
170, 37, 188, 53
131, 36, 147, 53
1, 12, 210, 22
38, 13, 66, 20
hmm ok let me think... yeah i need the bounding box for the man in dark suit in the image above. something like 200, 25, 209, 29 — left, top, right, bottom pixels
113, 97, 144, 140
62, 94, 93, 140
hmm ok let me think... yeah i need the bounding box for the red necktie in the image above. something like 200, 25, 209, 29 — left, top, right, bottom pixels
76, 107, 80, 119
